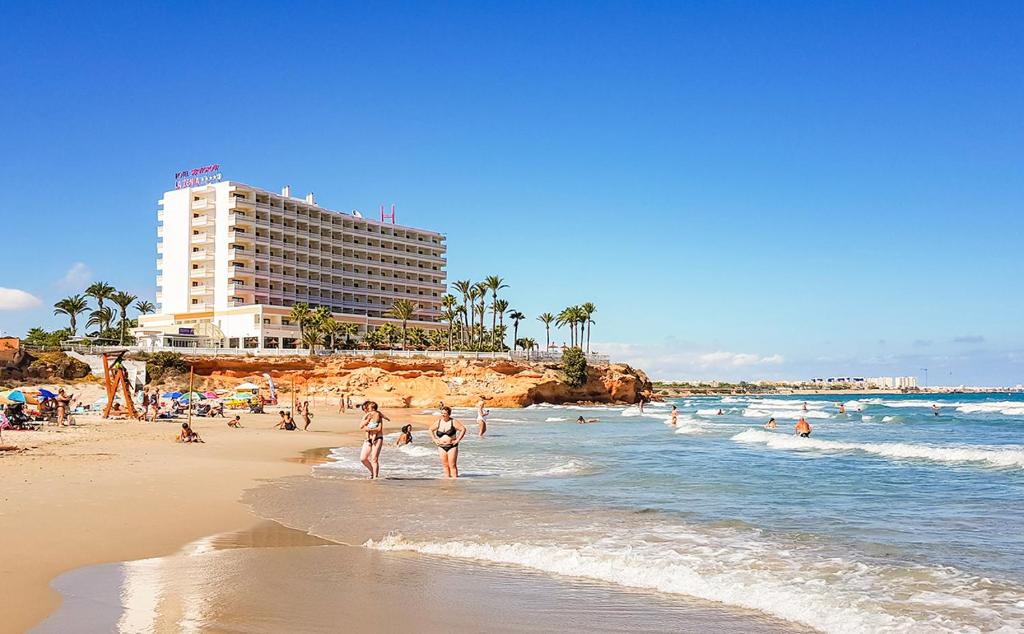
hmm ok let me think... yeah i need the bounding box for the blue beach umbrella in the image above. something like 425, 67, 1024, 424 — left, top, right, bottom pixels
38, 388, 58, 399
0, 390, 27, 404
162, 391, 182, 399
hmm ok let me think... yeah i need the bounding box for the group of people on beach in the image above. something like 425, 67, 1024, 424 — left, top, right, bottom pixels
355, 398, 491, 479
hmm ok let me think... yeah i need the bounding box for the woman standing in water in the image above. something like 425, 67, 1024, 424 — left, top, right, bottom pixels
359, 401, 388, 479
475, 397, 490, 437
430, 406, 466, 478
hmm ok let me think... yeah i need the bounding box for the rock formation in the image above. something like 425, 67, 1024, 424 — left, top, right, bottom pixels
176, 356, 651, 408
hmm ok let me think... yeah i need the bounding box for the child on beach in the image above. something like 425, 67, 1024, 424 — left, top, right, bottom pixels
228, 415, 243, 428
395, 424, 413, 446
301, 400, 313, 430
176, 422, 203, 443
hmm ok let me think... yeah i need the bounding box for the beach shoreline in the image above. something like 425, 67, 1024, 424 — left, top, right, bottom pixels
0, 400, 427, 632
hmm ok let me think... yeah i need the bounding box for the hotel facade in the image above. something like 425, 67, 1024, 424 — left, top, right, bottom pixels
135, 180, 447, 350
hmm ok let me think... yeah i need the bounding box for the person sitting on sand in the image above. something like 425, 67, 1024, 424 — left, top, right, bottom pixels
176, 422, 203, 443
275, 411, 297, 431
764, 417, 777, 429
228, 415, 243, 428
395, 424, 413, 446
430, 406, 466, 478
795, 417, 812, 437
359, 402, 388, 478
670, 405, 679, 426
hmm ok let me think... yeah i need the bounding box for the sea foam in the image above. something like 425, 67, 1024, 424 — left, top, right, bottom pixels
732, 429, 1024, 469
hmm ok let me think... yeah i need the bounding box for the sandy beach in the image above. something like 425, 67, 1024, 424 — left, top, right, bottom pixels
0, 394, 412, 632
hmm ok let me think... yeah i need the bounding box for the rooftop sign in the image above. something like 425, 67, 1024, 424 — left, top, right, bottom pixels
175, 163, 222, 189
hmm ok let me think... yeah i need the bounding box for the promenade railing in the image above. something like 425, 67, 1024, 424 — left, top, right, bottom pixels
58, 343, 610, 365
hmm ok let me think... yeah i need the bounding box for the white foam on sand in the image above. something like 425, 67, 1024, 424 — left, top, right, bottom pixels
732, 429, 1024, 469
364, 528, 1024, 634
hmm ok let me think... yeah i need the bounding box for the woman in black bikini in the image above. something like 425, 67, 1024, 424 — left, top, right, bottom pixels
429, 406, 466, 478
359, 401, 388, 479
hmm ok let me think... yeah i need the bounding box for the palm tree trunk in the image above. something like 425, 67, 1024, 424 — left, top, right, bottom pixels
586, 322, 591, 354
545, 326, 550, 351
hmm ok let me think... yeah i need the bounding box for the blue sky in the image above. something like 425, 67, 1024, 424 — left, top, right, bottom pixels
1, 1, 1021, 384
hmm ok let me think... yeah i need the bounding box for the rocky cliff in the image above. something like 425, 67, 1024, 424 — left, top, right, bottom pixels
176, 356, 651, 408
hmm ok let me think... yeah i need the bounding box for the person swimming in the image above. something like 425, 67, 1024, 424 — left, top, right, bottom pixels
795, 417, 812, 437
431, 406, 466, 478
395, 424, 413, 446
716, 409, 724, 416
837, 402, 846, 415
764, 417, 777, 429
576, 416, 599, 424
670, 405, 679, 426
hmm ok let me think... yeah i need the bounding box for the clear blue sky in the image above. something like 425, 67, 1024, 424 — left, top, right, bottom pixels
1, 1, 1021, 384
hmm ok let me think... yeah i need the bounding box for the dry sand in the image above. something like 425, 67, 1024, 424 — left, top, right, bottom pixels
0, 389, 425, 632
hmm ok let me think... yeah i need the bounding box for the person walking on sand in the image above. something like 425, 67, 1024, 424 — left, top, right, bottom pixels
301, 400, 313, 430
339, 394, 347, 414
795, 417, 812, 438
670, 405, 679, 426
430, 406, 466, 478
476, 397, 490, 437
359, 402, 388, 479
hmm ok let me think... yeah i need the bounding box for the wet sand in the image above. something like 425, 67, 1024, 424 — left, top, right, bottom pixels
37, 520, 806, 634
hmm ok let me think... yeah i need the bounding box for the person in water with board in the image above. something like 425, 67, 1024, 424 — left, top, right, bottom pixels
359, 401, 388, 479
430, 406, 467, 478
795, 417, 812, 437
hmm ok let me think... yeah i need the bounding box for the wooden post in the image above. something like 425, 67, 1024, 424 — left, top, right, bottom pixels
290, 374, 295, 419
187, 365, 195, 428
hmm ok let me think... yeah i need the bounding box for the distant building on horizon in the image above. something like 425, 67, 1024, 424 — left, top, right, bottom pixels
809, 376, 918, 389
135, 180, 447, 350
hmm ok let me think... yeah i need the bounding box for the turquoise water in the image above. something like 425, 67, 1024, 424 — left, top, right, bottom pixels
301, 394, 1024, 632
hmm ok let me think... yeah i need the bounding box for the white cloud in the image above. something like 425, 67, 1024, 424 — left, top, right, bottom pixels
593, 340, 785, 380
56, 262, 92, 289
0, 287, 43, 311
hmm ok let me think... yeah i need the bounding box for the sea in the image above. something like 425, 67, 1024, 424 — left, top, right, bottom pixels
38, 394, 1024, 633
252, 393, 1024, 633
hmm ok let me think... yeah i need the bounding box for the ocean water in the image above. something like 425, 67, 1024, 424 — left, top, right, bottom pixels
253, 394, 1024, 633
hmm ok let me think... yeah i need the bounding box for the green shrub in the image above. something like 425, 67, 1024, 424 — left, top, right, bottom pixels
139, 351, 190, 383
561, 347, 588, 388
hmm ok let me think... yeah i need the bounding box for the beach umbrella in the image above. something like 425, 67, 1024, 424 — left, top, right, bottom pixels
236, 382, 260, 390
162, 391, 182, 399
37, 388, 57, 399
177, 391, 206, 402
203, 391, 218, 398
0, 390, 27, 404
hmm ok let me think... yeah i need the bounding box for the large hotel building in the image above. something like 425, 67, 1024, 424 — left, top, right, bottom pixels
135, 181, 447, 349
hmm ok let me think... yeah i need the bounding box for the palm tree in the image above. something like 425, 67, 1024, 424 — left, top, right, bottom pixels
452, 280, 473, 344
493, 298, 509, 348
581, 302, 596, 353
134, 300, 155, 315
300, 324, 322, 356
441, 306, 459, 350
509, 310, 525, 351
289, 302, 312, 344
484, 275, 508, 348
111, 291, 138, 345
537, 312, 554, 352
561, 307, 577, 348
85, 282, 116, 330
86, 306, 115, 337
320, 317, 342, 350
518, 337, 537, 360
339, 322, 359, 349
466, 285, 481, 347
53, 294, 89, 337
387, 299, 417, 348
